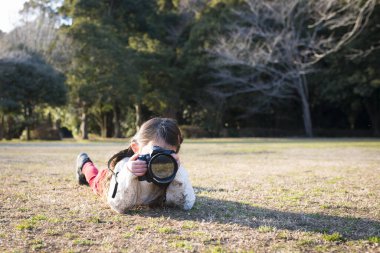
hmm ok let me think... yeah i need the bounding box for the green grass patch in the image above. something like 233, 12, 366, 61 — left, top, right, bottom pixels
322, 232, 345, 242
297, 238, 315, 246
15, 220, 36, 231
171, 240, 193, 251
257, 225, 276, 233
15, 214, 48, 231
190, 231, 209, 238
73, 239, 94, 246
123, 232, 134, 239
111, 216, 124, 223
206, 246, 227, 253
46, 229, 60, 236
64, 232, 78, 240
326, 177, 343, 184
314, 245, 330, 252
30, 239, 45, 251
368, 236, 380, 243
30, 214, 47, 221
62, 250, 77, 253
182, 221, 197, 229
134, 225, 144, 232
87, 216, 101, 223
157, 227, 176, 234
276, 231, 289, 240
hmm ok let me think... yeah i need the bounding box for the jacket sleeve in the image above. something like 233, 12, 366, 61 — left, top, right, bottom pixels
106, 158, 139, 213
165, 165, 196, 210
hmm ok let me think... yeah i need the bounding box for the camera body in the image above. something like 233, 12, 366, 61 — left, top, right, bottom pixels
138, 146, 178, 186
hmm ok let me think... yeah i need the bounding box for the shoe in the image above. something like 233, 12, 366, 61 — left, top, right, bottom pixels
76, 153, 92, 185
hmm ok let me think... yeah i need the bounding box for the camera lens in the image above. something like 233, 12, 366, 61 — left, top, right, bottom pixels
150, 154, 175, 179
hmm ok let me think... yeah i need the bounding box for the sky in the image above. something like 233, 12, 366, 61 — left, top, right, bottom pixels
0, 0, 27, 33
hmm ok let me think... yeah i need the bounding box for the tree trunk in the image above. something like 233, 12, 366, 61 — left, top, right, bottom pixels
135, 103, 143, 131
364, 98, 380, 137
80, 108, 89, 140
212, 96, 226, 137
372, 116, 379, 137
26, 126, 31, 140
301, 96, 313, 137
6, 115, 16, 140
0, 113, 4, 140
348, 115, 356, 130
100, 113, 107, 138
297, 76, 313, 137
214, 109, 223, 137
113, 104, 122, 138
24, 105, 32, 141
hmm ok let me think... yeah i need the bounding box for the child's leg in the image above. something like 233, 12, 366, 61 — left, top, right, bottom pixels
82, 162, 107, 195
82, 162, 98, 189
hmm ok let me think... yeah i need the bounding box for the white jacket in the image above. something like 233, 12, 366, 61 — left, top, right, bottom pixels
107, 157, 196, 213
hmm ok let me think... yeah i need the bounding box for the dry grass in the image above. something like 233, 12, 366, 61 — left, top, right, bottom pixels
0, 138, 379, 252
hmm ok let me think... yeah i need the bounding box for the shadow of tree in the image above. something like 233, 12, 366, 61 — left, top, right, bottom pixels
133, 189, 380, 241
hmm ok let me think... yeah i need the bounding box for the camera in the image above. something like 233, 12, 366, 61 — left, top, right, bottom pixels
137, 146, 178, 186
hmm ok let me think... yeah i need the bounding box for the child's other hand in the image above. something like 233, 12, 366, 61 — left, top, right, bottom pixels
126, 153, 147, 177
171, 153, 181, 167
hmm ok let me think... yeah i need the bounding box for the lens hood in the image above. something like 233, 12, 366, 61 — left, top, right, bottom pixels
138, 146, 178, 185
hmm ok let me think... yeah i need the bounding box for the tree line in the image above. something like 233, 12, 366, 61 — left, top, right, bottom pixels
0, 0, 379, 140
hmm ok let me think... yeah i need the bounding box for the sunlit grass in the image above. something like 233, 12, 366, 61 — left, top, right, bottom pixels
0, 138, 379, 252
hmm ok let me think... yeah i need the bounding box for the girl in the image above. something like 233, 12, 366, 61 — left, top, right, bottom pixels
75, 117, 196, 213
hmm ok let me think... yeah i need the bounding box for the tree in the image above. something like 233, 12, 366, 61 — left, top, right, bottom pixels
61, 0, 139, 138
62, 0, 202, 136
0, 51, 66, 140
315, 2, 380, 136
209, 0, 375, 136
176, 0, 240, 135
5, 0, 72, 71
0, 1, 68, 140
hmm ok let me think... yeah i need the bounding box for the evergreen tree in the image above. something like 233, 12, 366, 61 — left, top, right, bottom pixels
0, 51, 66, 140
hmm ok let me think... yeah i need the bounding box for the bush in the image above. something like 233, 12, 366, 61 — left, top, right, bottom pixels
180, 125, 209, 138
1, 114, 23, 140
20, 125, 62, 140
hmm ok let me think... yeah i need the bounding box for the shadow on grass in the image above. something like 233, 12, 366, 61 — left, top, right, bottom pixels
134, 191, 380, 241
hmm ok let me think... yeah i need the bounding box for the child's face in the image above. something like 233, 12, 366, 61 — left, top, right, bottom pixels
138, 139, 177, 155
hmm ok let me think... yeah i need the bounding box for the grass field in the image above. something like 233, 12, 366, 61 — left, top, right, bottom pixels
0, 138, 379, 252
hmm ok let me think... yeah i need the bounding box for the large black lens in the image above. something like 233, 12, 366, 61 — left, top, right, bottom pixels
150, 154, 175, 179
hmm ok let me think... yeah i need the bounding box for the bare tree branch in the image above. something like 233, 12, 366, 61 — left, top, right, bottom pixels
208, 0, 375, 136
346, 41, 380, 59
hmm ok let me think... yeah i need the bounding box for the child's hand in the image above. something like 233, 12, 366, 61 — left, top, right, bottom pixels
171, 153, 181, 167
126, 153, 147, 177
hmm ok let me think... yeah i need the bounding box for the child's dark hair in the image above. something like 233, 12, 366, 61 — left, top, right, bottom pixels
107, 117, 183, 170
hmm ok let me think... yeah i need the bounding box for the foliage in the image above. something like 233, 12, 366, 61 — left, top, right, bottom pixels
1, 0, 380, 139
0, 51, 66, 140
313, 3, 380, 135
0, 52, 66, 110
0, 0, 68, 140
207, 0, 375, 137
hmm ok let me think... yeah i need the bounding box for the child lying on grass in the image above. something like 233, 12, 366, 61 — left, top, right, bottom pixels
75, 117, 196, 213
